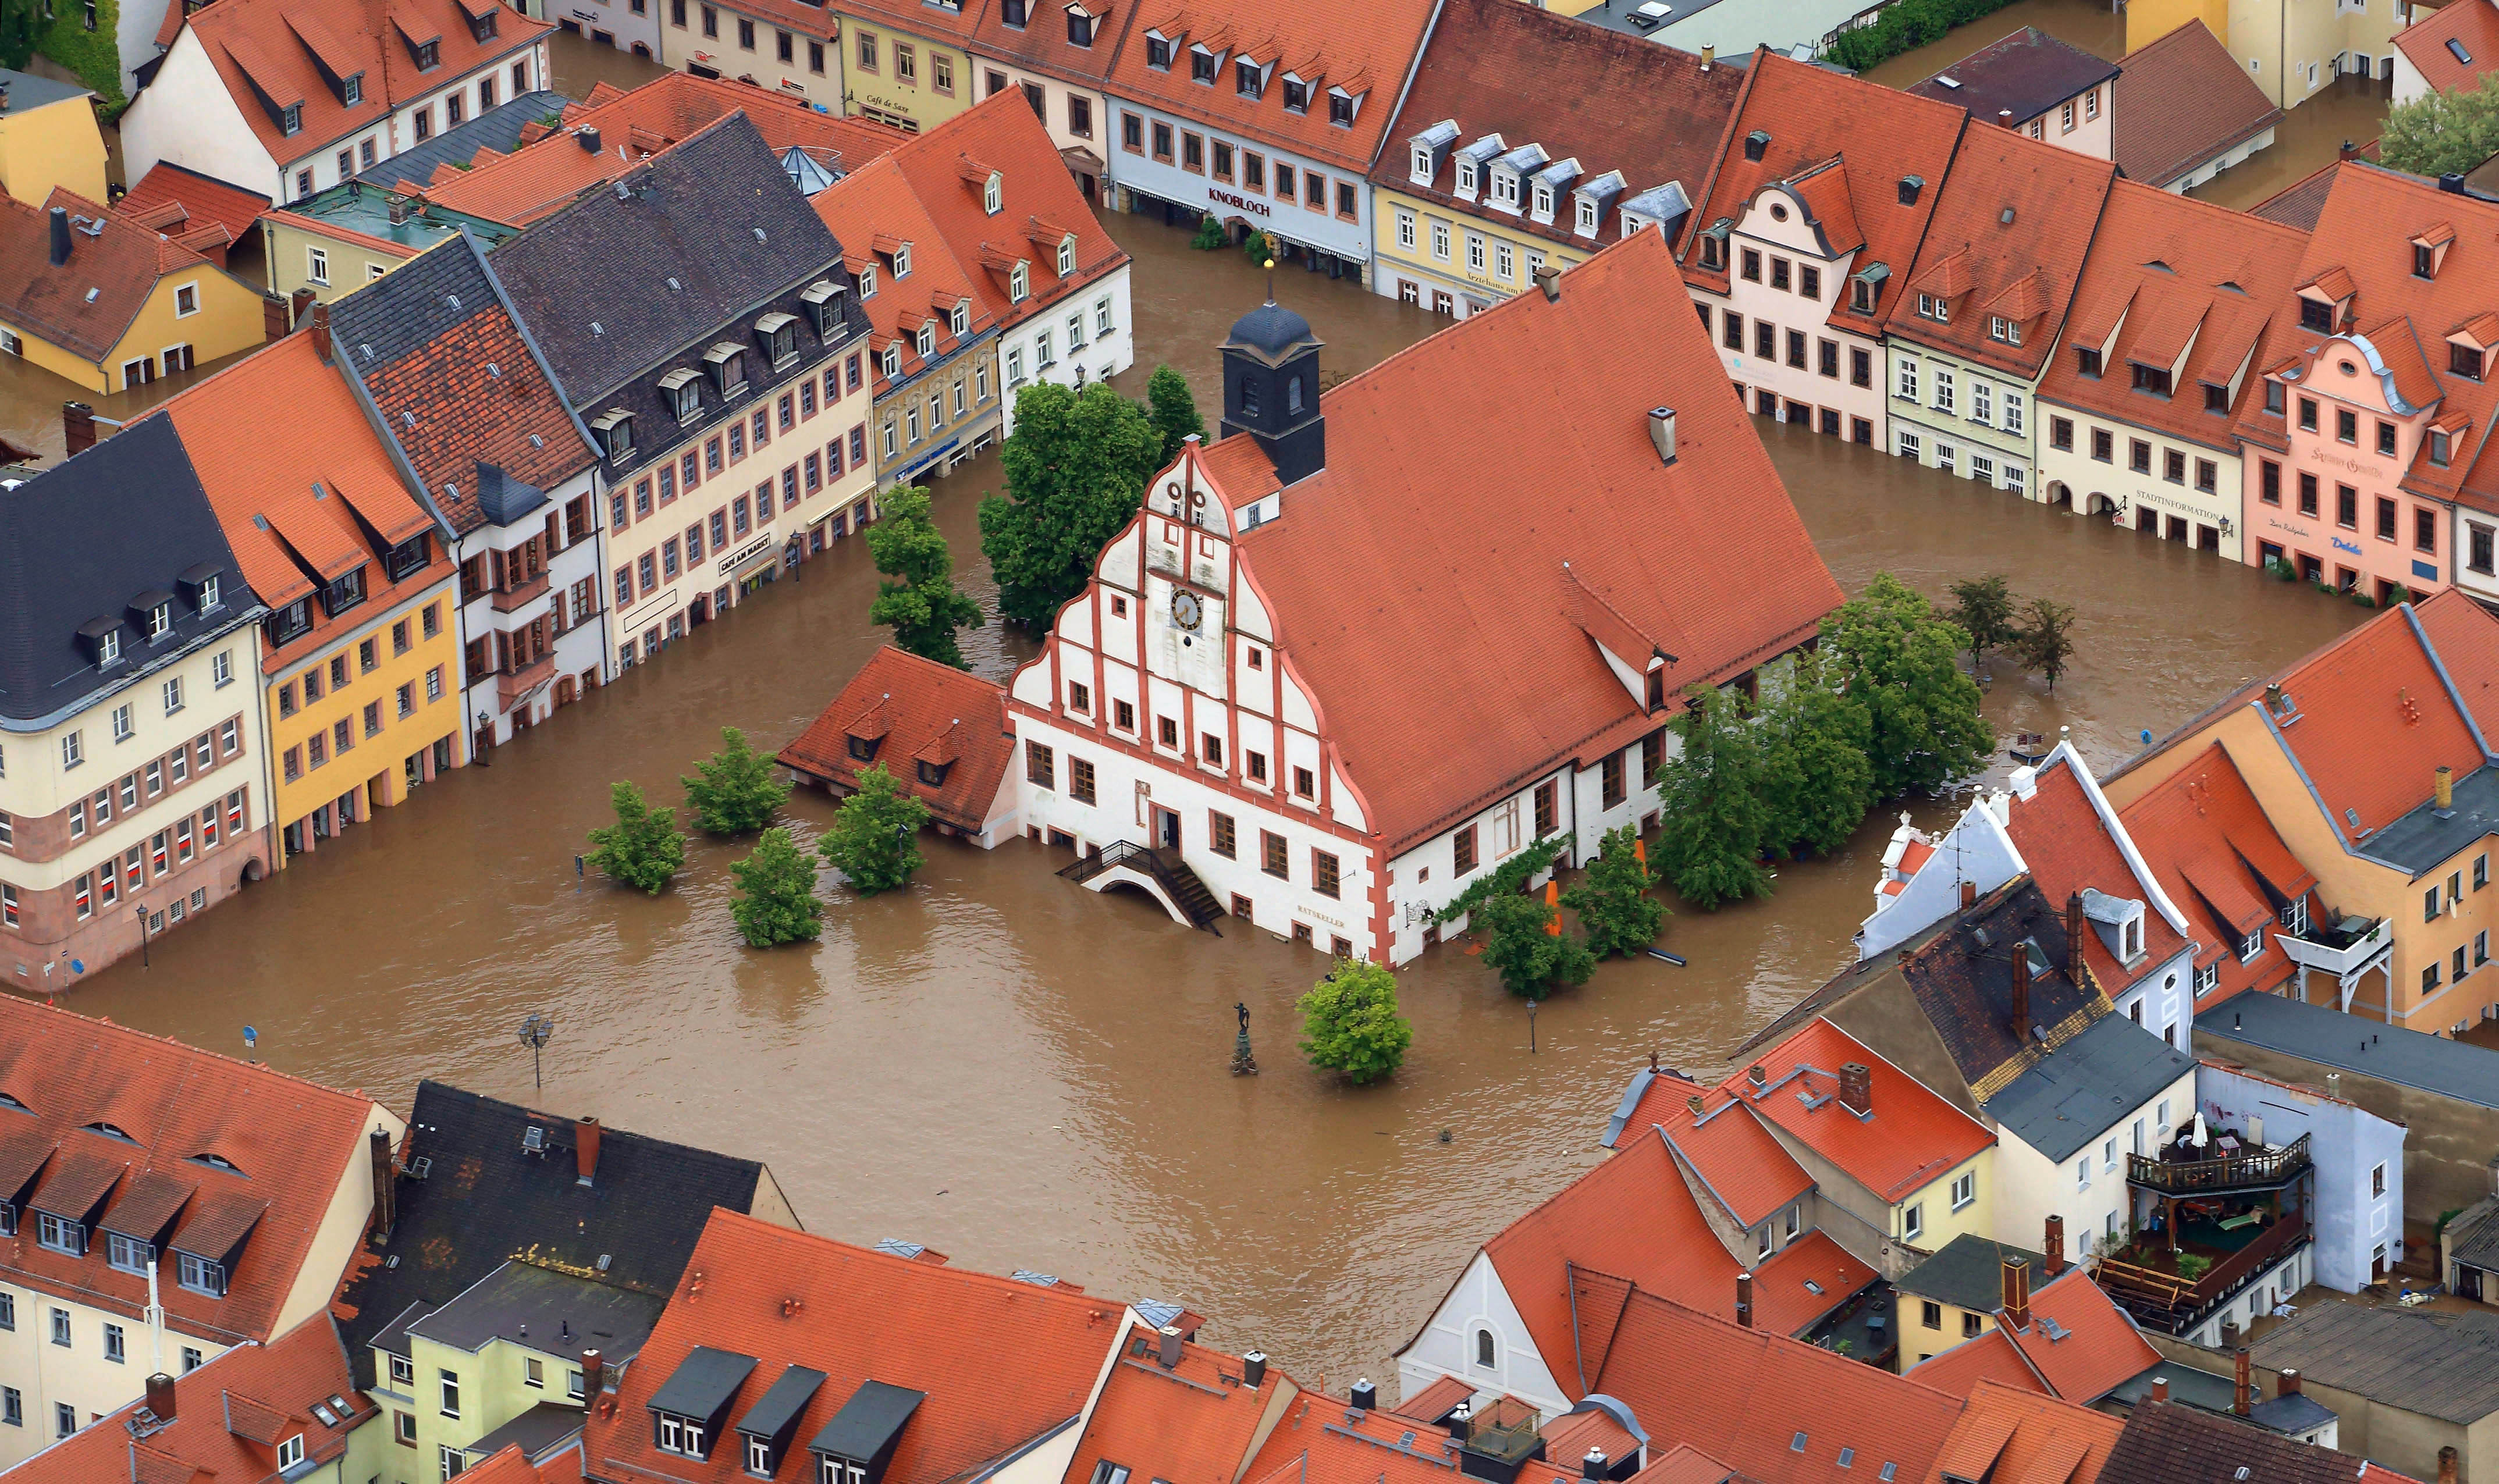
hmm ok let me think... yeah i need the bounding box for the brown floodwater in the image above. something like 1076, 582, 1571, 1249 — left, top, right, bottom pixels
54, 209, 2369, 1396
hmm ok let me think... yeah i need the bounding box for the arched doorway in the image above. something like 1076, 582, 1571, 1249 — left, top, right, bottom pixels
2047, 480, 2073, 510
632, 40, 652, 55
2087, 493, 2118, 518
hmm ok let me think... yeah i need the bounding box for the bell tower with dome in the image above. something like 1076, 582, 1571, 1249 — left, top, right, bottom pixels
1218, 280, 1326, 489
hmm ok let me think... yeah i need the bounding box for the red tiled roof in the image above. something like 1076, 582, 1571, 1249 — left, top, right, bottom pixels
2118, 742, 2315, 1012
6, 1314, 375, 1484
0, 998, 383, 1351
779, 647, 1017, 834
1680, 51, 1969, 334
1626, 1446, 1737, 1484
1386, 1375, 1471, 1423
459, 1446, 581, 1484
156, 329, 444, 670
1587, 1290, 1967, 1484
2002, 756, 2188, 992
1723, 1021, 1993, 1204
2111, 21, 2281, 189
960, 0, 1139, 92
0, 188, 221, 365
2036, 179, 2310, 453
2416, 586, 2499, 740
810, 158, 989, 397
1915, 1381, 2121, 1484
420, 76, 908, 225
1906, 1329, 2046, 1398
590, 1211, 1124, 1484
1882, 124, 2112, 380
2397, 0, 2499, 100
2002, 1269, 2160, 1403
1099, 0, 1442, 175
1061, 1333, 1287, 1484
2249, 155, 2365, 233
168, 0, 548, 162
1748, 1231, 1877, 1336
1364, 0, 1743, 249
1238, 1392, 1461, 1484
120, 161, 272, 257
1612, 1065, 1812, 1228
1196, 226, 1840, 851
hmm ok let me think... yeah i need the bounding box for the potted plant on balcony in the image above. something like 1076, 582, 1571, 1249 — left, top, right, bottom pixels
2175, 1252, 2214, 1283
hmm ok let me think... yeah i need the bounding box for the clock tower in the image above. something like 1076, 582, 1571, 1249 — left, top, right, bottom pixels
1218, 291, 1326, 488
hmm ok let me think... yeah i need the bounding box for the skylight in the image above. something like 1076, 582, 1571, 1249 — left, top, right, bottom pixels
2450, 38, 2472, 63
85, 1120, 137, 1143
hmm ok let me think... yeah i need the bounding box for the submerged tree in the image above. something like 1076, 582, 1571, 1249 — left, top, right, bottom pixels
586, 781, 687, 894
681, 727, 791, 834
980, 381, 1163, 631
1757, 652, 1878, 860
730, 827, 823, 948
1476, 888, 1594, 998
1946, 574, 2017, 672
817, 763, 930, 895
1818, 572, 1993, 798
1654, 684, 1773, 909
1297, 959, 1413, 1084
1562, 825, 1667, 960
867, 485, 984, 668
1147, 364, 1206, 465
2010, 596, 2081, 693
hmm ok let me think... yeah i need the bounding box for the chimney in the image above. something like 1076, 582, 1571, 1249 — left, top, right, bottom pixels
1837, 1061, 1871, 1117
2233, 1347, 2252, 1415
1686, 1094, 1705, 1116
576, 1115, 601, 1186
310, 301, 332, 362
2044, 1215, 2065, 1278
579, 125, 602, 153
2150, 1376, 2170, 1403
1349, 1379, 1377, 1411
1997, 108, 2014, 128
1158, 1326, 1184, 1369
1242, 1351, 1266, 1389
145, 1372, 177, 1422
62, 401, 95, 455
370, 1127, 396, 1233
2279, 1368, 2302, 1398
1533, 264, 1561, 302
2438, 765, 2455, 810
2443, 172, 2468, 194
262, 292, 292, 341
1648, 407, 1676, 465
387, 193, 410, 226
1447, 1403, 1471, 1442
2010, 941, 2032, 1044
1960, 879, 1978, 909
582, 1350, 604, 1397
2000, 1254, 2031, 1330
48, 206, 71, 266
290, 286, 316, 327
1581, 1450, 1607, 1481
1700, 43, 1713, 68
1747, 1065, 1766, 1090
2340, 138, 2361, 161
1899, 174, 1924, 206
2440, 1447, 2460, 1484
2064, 892, 2085, 978
1735, 1271, 1754, 1328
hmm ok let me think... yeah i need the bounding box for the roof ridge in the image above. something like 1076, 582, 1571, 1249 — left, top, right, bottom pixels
1, 995, 378, 1113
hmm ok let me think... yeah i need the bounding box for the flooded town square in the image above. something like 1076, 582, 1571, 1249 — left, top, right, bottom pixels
58, 207, 2370, 1392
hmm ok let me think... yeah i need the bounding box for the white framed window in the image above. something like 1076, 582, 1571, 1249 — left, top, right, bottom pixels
1466, 233, 1485, 272
1410, 145, 1431, 182
1010, 262, 1029, 301
62, 730, 83, 768
173, 283, 200, 318
1006, 346, 1025, 384
2103, 1137, 2117, 1172
176, 1251, 225, 1296
2075, 1155, 2091, 1190
1057, 237, 1075, 276
439, 1371, 460, 1419
858, 264, 877, 297
308, 246, 330, 284
2004, 391, 2024, 435
1396, 208, 1415, 250
391, 1354, 414, 1388
1896, 430, 1921, 461
1897, 358, 1918, 400
1936, 442, 1956, 474
1491, 170, 1518, 208
38, 1213, 81, 1255
106, 1232, 149, 1273
1950, 1170, 1974, 1209
2004, 464, 2025, 496
2195, 960, 2220, 995
112, 704, 133, 742
1532, 182, 1554, 220
1574, 196, 1598, 234
1455, 159, 1478, 196
278, 1436, 304, 1471
1495, 241, 1514, 280
1971, 381, 1993, 425
1096, 297, 1113, 334
440, 1447, 465, 1481
1037, 329, 1055, 366
1431, 220, 1449, 261
893, 242, 912, 277
1933, 368, 1955, 414
1902, 1202, 1923, 1241
162, 677, 184, 715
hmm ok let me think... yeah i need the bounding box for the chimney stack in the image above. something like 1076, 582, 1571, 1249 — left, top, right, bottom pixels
1648, 407, 1676, 465
1349, 1379, 1377, 1411
1997, 108, 2014, 128
62, 401, 95, 455
2150, 1376, 2169, 1403
290, 286, 316, 327
1838, 1062, 1872, 1117
2440, 1447, 2460, 1484
2000, 1254, 2031, 1330
1533, 264, 1560, 302
1158, 1326, 1184, 1370
1582, 1450, 1607, 1481
2340, 138, 2361, 161
2064, 892, 2085, 978
1686, 1094, 1705, 1116
370, 1127, 396, 1234
48, 205, 70, 266
579, 125, 602, 153
2443, 172, 2468, 195
577, 1115, 602, 1186
1747, 1065, 1766, 1091
1447, 1404, 1471, 1442
387, 193, 410, 226
2279, 1368, 2302, 1398
2438, 765, 2455, 810
2233, 1348, 2252, 1415
1242, 1351, 1266, 1389
1736, 1271, 1754, 1328
310, 301, 332, 362
1700, 44, 1713, 68
145, 1372, 177, 1422
2043, 1215, 2065, 1278
1960, 878, 1978, 909
2010, 941, 2032, 1044
582, 1350, 605, 1397
262, 292, 292, 341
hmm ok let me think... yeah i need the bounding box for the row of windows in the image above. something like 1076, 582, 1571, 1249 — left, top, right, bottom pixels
1055, 675, 1311, 797
1119, 114, 1360, 219
2054, 421, 2220, 493
2251, 459, 2441, 553
1140, 35, 1356, 124
35, 792, 252, 930
277, 611, 435, 718
1739, 247, 1822, 302
1895, 359, 2026, 434
1396, 211, 1552, 286
280, 681, 442, 782
6, 1212, 229, 1292
1407, 147, 1586, 230
286, 62, 531, 198
1710, 304, 1878, 387
1893, 430, 2030, 496
616, 361, 863, 528
669, 0, 829, 75
850, 27, 962, 91
1736, 383, 1878, 446
614, 463, 845, 610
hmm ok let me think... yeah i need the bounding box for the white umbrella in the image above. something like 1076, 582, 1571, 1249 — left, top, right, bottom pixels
2191, 1112, 2209, 1148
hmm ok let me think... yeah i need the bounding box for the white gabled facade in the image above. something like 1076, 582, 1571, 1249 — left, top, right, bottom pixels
1693, 172, 1889, 449
1395, 1250, 1570, 1417
997, 240, 1134, 431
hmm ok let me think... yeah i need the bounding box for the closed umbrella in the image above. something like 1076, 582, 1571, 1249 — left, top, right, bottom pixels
2191, 1111, 2209, 1148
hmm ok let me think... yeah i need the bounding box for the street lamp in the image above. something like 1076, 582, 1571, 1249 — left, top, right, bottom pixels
133, 905, 150, 969
517, 1014, 554, 1090
1527, 999, 1540, 1055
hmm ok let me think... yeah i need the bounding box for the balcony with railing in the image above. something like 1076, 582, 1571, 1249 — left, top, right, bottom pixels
2276, 914, 2391, 980
2128, 1132, 2311, 1196
2098, 1209, 2309, 1335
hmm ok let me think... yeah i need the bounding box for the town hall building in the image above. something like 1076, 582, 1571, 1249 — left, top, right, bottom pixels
998, 226, 1842, 963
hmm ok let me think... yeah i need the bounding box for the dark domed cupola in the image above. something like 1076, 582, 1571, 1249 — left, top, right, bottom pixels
1219, 290, 1325, 488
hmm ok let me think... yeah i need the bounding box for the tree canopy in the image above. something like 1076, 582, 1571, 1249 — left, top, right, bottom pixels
586, 781, 687, 894
2381, 78, 2499, 179
1561, 825, 1666, 960
1147, 365, 1206, 466
681, 727, 790, 834
1297, 959, 1413, 1084
1475, 888, 1594, 998
730, 827, 824, 947
867, 485, 984, 668
1946, 574, 2016, 671
2009, 595, 2080, 692
1757, 651, 1877, 860
979, 382, 1164, 631
1818, 572, 1993, 798
817, 763, 930, 895
1654, 683, 1773, 909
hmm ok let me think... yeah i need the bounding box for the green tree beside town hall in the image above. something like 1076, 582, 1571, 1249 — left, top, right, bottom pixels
980, 381, 1164, 631
586, 782, 688, 894
1297, 959, 1413, 1084
866, 485, 984, 669
1475, 888, 1594, 998
1147, 364, 1206, 465
681, 727, 791, 834
1562, 825, 1666, 960
1756, 651, 1876, 860
1654, 683, 1774, 909
1818, 571, 1993, 798
817, 763, 930, 895
730, 828, 823, 948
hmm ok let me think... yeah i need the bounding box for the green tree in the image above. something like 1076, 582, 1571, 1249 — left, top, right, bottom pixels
1561, 825, 1667, 960
2009, 595, 2081, 693
1946, 574, 2017, 671
585, 781, 687, 894
1146, 364, 1206, 465
2380, 76, 2499, 179
816, 763, 930, 895
1475, 888, 1595, 998
1655, 684, 1774, 909
681, 727, 790, 834
1818, 572, 1994, 798
980, 381, 1164, 631
0, 0, 41, 70
1757, 652, 1878, 859
730, 827, 824, 948
1190, 213, 1231, 250
866, 485, 984, 668
1296, 958, 1413, 1084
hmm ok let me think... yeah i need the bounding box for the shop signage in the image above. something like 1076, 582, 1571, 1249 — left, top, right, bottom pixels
1209, 186, 1270, 218
2333, 535, 2363, 556
717, 533, 778, 575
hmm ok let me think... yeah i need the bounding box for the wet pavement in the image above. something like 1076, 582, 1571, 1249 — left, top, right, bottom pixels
50, 204, 2372, 1394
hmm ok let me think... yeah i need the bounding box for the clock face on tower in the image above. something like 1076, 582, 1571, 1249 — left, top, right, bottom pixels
1171, 589, 1204, 632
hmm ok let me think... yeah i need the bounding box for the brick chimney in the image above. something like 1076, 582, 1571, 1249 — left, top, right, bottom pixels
2000, 1254, 2031, 1330
1736, 1271, 1754, 1328
62, 401, 94, 455
2010, 941, 2032, 1044
2064, 892, 2085, 978
370, 1127, 396, 1234
2279, 1368, 2302, 1398
1160, 1327, 1186, 1370
581, 1349, 603, 1397
2440, 1446, 2459, 1484
289, 286, 316, 327
145, 1372, 177, 1422
310, 301, 332, 362
2043, 1215, 2065, 1278
576, 1115, 601, 1186
1838, 1062, 1872, 1117
2150, 1376, 2169, 1403
262, 293, 292, 341
2438, 765, 2456, 811
1960, 878, 1978, 909
2233, 1348, 2252, 1415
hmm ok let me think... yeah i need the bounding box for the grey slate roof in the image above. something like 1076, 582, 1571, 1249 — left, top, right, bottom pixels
463, 1403, 586, 1462
2198, 990, 2499, 1110
0, 414, 260, 725
2100, 1400, 2394, 1484
1906, 27, 2119, 127
1894, 1235, 2047, 1314
333, 1080, 773, 1389
1982, 1011, 2194, 1163
361, 90, 570, 190
2245, 1391, 2338, 1436
406, 1259, 665, 1364
736, 1365, 828, 1442
808, 1380, 925, 1462
2355, 762, 2499, 875
2246, 1301, 2499, 1424
0, 68, 94, 113
487, 110, 853, 403
2449, 1197, 2499, 1273
1222, 300, 1319, 364
649, 1346, 760, 1424
330, 228, 508, 373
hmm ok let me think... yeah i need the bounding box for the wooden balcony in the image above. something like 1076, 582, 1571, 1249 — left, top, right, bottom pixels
2099, 1209, 2309, 1332
2127, 1133, 2311, 1195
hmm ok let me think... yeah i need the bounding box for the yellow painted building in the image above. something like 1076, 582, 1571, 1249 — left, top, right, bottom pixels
1892, 1235, 2049, 1371
0, 69, 107, 205
260, 186, 521, 306
1, 188, 271, 394
1370, 181, 1594, 319
2126, 0, 2406, 108
829, 6, 976, 131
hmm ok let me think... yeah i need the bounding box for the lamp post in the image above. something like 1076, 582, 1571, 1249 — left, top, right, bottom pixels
1527, 999, 1539, 1055
133, 905, 150, 969
517, 1014, 553, 1090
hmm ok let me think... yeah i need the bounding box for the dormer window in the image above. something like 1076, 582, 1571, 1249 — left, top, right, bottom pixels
1065, 8, 1092, 45
2416, 244, 2437, 277
2454, 343, 2485, 379
916, 759, 951, 786
802, 280, 847, 338
846, 734, 880, 761
280, 103, 302, 136
657, 1416, 708, 1459
2123, 914, 2142, 960
1917, 292, 1949, 323
198, 575, 220, 610
983, 173, 1001, 213
596, 407, 641, 455
950, 302, 968, 336
147, 602, 172, 640
881, 345, 901, 379
1490, 170, 1518, 208
1531, 182, 1554, 220
858, 264, 877, 298
1146, 35, 1170, 67
414, 38, 438, 69
1328, 91, 1354, 126
1190, 48, 1216, 84
1989, 316, 2021, 346
756, 312, 799, 367
1002, 0, 1025, 23
660, 370, 701, 424
106, 1233, 152, 1274
2299, 296, 2334, 332
1057, 236, 1076, 276
37, 1212, 84, 1257
1574, 195, 1597, 234
916, 323, 935, 358
1410, 144, 1432, 183
1236, 58, 1260, 96
893, 243, 912, 277
1011, 261, 1030, 301
276, 1437, 305, 1472
2130, 362, 2172, 397
469, 8, 495, 38
1282, 78, 1307, 113
267, 597, 312, 647
2077, 346, 2102, 376
706, 344, 747, 396
320, 565, 366, 618
2433, 429, 2454, 467
1455, 159, 1478, 197
176, 1250, 225, 1296
343, 72, 362, 104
